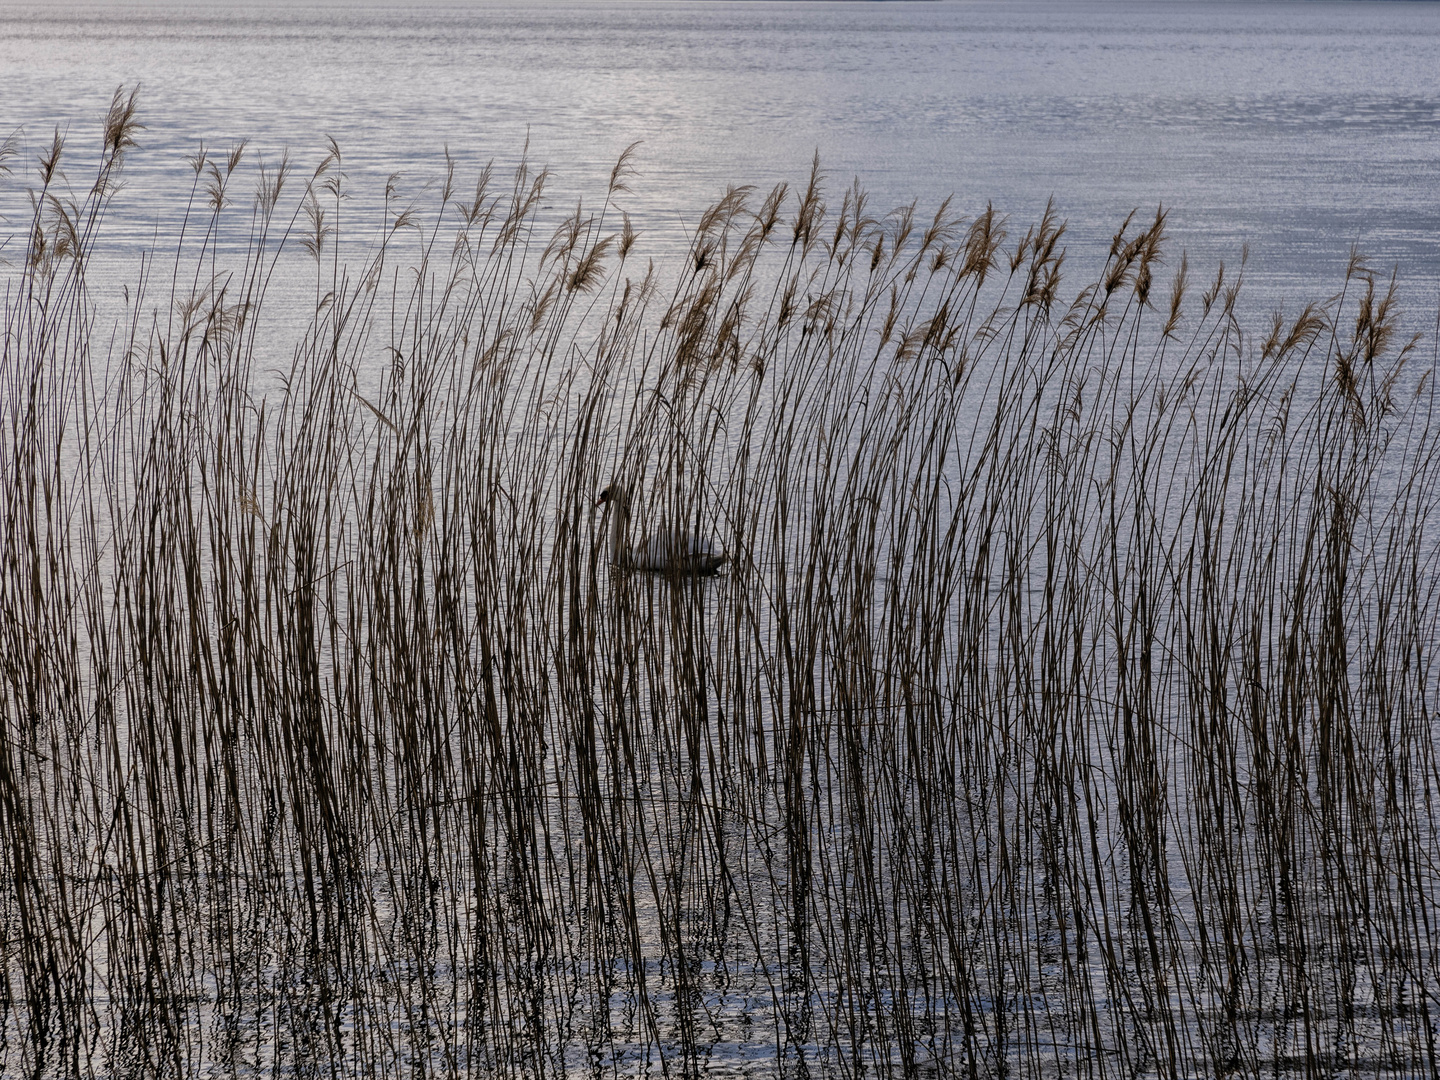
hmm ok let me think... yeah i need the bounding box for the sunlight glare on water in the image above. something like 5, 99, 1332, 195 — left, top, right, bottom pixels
2, 0, 1439, 320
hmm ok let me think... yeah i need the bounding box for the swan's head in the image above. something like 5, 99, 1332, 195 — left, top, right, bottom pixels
596, 483, 629, 509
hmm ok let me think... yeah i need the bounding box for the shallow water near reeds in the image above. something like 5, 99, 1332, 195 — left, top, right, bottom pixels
5, 4, 1440, 1079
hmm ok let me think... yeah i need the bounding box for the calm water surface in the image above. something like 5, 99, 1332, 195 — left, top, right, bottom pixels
5, 6, 1440, 1076
3, 0, 1440, 319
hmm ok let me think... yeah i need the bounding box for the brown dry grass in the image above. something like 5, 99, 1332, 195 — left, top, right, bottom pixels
2, 92, 1439, 1078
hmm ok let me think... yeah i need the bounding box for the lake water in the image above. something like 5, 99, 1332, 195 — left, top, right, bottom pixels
4, 0, 1440, 323
5, 5, 1440, 1078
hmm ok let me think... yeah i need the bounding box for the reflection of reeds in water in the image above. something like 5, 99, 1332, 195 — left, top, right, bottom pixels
3, 89, 1440, 1078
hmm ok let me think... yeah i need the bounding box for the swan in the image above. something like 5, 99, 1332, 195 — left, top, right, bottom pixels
596, 484, 727, 575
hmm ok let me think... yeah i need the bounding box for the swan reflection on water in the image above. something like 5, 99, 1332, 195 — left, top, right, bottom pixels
596, 483, 727, 576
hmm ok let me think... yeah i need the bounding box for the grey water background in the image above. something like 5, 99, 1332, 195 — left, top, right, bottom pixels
4, 5, 1440, 1077
3, 0, 1440, 328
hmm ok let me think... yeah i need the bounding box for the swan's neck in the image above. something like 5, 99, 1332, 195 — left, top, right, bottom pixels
608, 493, 628, 564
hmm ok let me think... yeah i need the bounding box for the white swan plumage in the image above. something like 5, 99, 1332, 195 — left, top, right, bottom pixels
597, 484, 727, 575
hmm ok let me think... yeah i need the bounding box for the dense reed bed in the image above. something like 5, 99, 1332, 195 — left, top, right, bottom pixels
4, 93, 1440, 1078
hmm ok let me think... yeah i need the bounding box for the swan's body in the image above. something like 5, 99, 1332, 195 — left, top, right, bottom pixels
597, 484, 727, 575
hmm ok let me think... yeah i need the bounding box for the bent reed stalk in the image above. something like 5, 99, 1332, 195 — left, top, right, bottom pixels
3, 92, 1440, 1078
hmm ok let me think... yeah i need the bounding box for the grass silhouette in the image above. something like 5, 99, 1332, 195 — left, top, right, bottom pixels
2, 90, 1439, 1078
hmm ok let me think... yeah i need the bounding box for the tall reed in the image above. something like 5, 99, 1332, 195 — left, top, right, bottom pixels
3, 92, 1439, 1078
